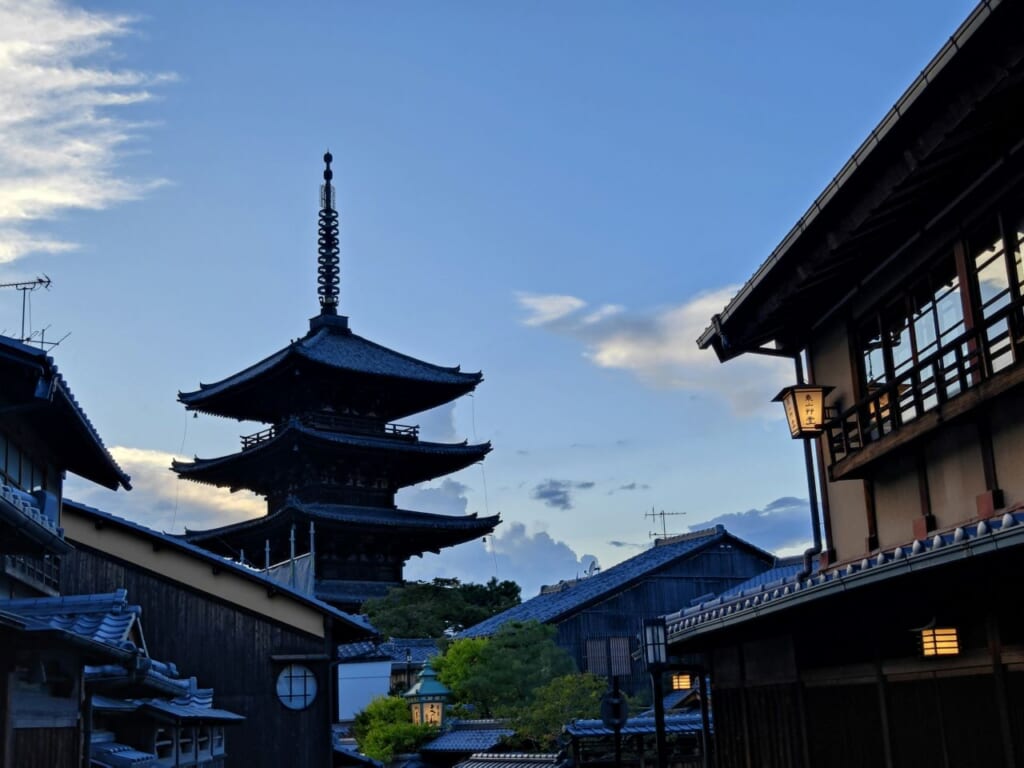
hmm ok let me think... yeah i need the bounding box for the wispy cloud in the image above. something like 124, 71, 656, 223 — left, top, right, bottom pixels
531, 478, 595, 511
516, 288, 792, 414
65, 446, 263, 533
0, 0, 172, 261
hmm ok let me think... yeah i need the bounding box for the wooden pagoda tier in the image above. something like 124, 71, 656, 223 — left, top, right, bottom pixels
178, 313, 482, 424
171, 418, 491, 501
182, 496, 499, 609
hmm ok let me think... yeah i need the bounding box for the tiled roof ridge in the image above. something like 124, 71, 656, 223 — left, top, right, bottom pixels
0, 587, 133, 615
653, 525, 725, 546
63, 498, 375, 635
669, 510, 1024, 636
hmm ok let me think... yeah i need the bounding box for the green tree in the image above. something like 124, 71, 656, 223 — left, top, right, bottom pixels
362, 578, 521, 638
352, 695, 437, 763
457, 620, 576, 717
511, 673, 607, 750
433, 636, 489, 710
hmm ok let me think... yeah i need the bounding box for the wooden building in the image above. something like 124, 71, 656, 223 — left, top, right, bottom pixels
0, 334, 240, 768
461, 528, 774, 694
671, 2, 1024, 766
174, 153, 498, 613
60, 499, 376, 767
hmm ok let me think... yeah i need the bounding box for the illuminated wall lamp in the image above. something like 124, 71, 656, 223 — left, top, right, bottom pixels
773, 385, 835, 439
920, 627, 960, 657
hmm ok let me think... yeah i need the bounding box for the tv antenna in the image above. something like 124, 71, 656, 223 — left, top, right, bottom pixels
0, 276, 51, 342
645, 507, 687, 540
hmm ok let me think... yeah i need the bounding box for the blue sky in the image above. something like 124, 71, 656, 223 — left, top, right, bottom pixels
2, 0, 976, 597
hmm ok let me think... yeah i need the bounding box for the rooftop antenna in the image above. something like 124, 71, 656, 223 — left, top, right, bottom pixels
317, 152, 340, 316
0, 276, 51, 342
645, 507, 687, 540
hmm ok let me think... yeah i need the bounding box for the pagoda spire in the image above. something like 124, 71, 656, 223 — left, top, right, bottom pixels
317, 152, 340, 316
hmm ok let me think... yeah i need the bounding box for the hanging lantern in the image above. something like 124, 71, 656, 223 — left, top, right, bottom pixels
773, 385, 834, 438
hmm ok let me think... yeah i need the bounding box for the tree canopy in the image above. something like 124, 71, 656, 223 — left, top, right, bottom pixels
438, 620, 576, 718
511, 673, 608, 750
352, 695, 437, 762
362, 577, 521, 638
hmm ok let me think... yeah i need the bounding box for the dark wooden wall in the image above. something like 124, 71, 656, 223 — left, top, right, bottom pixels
12, 727, 77, 768
555, 544, 771, 693
62, 545, 334, 768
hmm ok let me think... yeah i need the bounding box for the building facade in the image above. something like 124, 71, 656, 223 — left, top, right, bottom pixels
673, 2, 1024, 766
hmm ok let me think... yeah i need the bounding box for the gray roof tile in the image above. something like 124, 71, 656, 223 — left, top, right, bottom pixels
461, 527, 764, 637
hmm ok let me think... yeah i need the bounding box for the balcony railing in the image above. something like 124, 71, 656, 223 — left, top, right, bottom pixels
4, 554, 61, 594
241, 413, 419, 450
826, 295, 1024, 474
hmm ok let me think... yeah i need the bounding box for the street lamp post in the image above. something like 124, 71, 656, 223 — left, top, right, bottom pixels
641, 618, 668, 768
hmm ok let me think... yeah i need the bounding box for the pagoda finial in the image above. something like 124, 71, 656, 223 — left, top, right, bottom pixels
317, 151, 340, 315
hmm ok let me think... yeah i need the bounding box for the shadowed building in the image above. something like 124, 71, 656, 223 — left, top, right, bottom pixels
671, 2, 1024, 766
461, 527, 774, 694
174, 154, 499, 612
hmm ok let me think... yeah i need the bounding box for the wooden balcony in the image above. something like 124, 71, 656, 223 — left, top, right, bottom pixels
240, 413, 419, 450
827, 296, 1024, 480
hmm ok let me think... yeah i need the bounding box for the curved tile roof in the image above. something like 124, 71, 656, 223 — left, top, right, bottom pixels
668, 511, 1024, 640
179, 317, 481, 407
565, 711, 707, 737
172, 421, 490, 491
460, 527, 764, 638
421, 727, 513, 753
185, 498, 498, 539
0, 588, 140, 651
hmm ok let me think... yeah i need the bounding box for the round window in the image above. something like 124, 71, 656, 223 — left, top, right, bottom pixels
276, 664, 317, 710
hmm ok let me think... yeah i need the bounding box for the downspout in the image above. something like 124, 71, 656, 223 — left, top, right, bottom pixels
718, 337, 824, 581
792, 353, 823, 582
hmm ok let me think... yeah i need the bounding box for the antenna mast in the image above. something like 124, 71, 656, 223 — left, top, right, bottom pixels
645, 507, 688, 540
0, 276, 51, 341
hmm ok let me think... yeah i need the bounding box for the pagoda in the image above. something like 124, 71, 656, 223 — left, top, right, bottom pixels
173, 153, 498, 612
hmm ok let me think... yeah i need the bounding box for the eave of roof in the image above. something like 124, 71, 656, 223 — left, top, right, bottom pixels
0, 335, 129, 490
667, 510, 1024, 643
179, 316, 482, 410
184, 498, 499, 541
696, 0, 1004, 359
172, 422, 491, 492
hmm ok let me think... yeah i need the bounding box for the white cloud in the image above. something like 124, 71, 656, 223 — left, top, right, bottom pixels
405, 522, 598, 599
65, 445, 264, 534
515, 287, 793, 414
516, 292, 586, 327
399, 479, 597, 597
0, 0, 172, 260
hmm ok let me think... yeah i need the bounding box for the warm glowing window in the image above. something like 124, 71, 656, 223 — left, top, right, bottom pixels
670, 673, 693, 690
921, 627, 960, 657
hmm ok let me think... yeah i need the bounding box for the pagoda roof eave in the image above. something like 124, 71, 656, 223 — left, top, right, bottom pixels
172, 422, 490, 492
178, 320, 483, 419
182, 501, 500, 555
